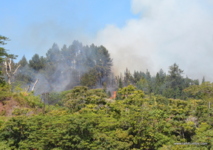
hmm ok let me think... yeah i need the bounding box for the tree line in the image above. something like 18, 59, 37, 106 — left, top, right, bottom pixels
9, 41, 113, 94
116, 64, 200, 100
12, 39, 200, 100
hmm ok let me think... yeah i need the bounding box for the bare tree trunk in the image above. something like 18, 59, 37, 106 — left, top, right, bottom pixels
8, 59, 12, 72
3, 58, 21, 84
31, 79, 39, 91
13, 65, 21, 75
4, 61, 11, 84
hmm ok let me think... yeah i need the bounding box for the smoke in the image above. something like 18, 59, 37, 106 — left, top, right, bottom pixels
22, 21, 91, 57
92, 0, 213, 81
34, 64, 73, 94
17, 42, 113, 95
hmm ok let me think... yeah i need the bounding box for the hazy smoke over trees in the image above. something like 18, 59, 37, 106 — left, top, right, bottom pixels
92, 0, 213, 81
16, 41, 113, 94
10, 0, 213, 82
12, 40, 200, 100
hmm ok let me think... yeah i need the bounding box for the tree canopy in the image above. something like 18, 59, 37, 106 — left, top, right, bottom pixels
1, 38, 213, 149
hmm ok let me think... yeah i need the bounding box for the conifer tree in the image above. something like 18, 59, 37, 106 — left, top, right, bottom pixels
202, 76, 205, 84
18, 55, 28, 67
29, 54, 46, 71
0, 35, 16, 84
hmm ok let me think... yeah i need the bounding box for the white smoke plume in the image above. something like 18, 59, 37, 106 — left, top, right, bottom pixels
92, 0, 213, 81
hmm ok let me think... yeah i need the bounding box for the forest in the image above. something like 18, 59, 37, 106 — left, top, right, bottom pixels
0, 35, 213, 150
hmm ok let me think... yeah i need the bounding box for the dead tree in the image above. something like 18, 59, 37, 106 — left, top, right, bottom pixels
3, 58, 20, 84
26, 79, 39, 92
3, 58, 40, 93
31, 79, 39, 91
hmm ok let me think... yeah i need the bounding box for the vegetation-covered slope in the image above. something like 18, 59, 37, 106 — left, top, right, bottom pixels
0, 36, 212, 149
0, 84, 213, 149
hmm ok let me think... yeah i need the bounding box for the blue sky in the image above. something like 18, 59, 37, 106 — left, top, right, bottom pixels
0, 0, 139, 59
1, 0, 213, 81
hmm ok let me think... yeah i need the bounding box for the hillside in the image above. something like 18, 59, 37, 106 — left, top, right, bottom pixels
0, 37, 212, 149
0, 84, 213, 149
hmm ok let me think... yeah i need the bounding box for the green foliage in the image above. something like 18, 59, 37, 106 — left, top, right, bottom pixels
12, 107, 31, 116
118, 85, 137, 99
0, 35, 9, 64
1, 39, 213, 149
62, 86, 107, 112
0, 83, 213, 149
15, 41, 114, 94
117, 64, 199, 99
184, 82, 213, 99
86, 89, 107, 104
118, 78, 123, 89
12, 91, 43, 108
136, 78, 148, 92
80, 68, 98, 88
18, 55, 28, 67
0, 84, 11, 101
48, 92, 63, 105
29, 54, 46, 71
0, 35, 17, 84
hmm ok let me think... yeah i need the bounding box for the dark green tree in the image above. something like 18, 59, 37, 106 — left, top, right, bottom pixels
29, 54, 46, 72
118, 77, 123, 89
80, 68, 98, 88
93, 45, 112, 87
18, 55, 28, 67
46, 43, 61, 63
124, 68, 134, 86
164, 63, 184, 98
145, 69, 153, 95
0, 36, 9, 63
167, 63, 183, 88
202, 76, 205, 84
0, 35, 16, 84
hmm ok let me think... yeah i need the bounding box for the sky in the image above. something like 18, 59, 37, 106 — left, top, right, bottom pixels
1, 0, 213, 81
